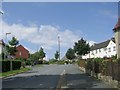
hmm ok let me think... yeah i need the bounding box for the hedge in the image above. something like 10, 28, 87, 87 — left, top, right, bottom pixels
0, 60, 21, 72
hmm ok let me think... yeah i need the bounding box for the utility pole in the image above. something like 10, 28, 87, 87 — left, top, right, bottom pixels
4, 33, 11, 60
58, 34, 60, 61
0, 0, 4, 61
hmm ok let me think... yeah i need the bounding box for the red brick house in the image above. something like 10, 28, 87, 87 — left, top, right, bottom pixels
15, 45, 29, 60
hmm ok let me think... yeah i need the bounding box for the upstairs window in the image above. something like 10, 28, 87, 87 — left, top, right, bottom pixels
96, 50, 97, 54
99, 49, 101, 52
108, 48, 111, 52
104, 48, 107, 51
113, 46, 116, 51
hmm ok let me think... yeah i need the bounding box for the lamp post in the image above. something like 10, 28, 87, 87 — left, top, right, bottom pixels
0, 0, 4, 61
4, 32, 11, 59
58, 34, 60, 61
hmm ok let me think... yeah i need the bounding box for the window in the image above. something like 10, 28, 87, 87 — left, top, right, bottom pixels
108, 48, 111, 52
91, 51, 94, 55
96, 50, 97, 54
113, 46, 116, 51
104, 48, 107, 51
99, 49, 101, 52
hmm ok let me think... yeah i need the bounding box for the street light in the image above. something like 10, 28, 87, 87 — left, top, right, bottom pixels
58, 34, 60, 61
0, 10, 3, 15
0, 0, 5, 60
4, 32, 11, 59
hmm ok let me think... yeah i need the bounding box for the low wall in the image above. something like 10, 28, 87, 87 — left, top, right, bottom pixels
79, 66, 119, 88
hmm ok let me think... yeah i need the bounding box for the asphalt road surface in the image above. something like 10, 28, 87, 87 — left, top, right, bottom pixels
2, 64, 115, 90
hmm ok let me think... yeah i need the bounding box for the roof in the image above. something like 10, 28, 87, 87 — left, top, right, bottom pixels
90, 38, 115, 50
113, 18, 120, 31
111, 37, 115, 43
17, 45, 29, 52
90, 40, 110, 50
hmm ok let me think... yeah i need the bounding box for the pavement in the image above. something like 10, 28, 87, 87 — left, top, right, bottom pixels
1, 64, 116, 90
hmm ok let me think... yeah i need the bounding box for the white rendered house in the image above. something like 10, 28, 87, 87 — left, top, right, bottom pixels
82, 38, 116, 59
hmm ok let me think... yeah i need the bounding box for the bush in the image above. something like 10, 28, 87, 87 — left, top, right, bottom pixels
86, 60, 93, 70
49, 59, 58, 64
93, 58, 103, 62
77, 59, 86, 68
57, 60, 65, 64
1, 60, 10, 72
44, 61, 49, 64
12, 60, 21, 70
25, 60, 31, 65
1, 60, 21, 72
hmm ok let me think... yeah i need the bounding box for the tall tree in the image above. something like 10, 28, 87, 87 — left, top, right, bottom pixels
66, 48, 75, 60
54, 51, 59, 60
38, 47, 46, 60
74, 38, 90, 57
6, 37, 19, 56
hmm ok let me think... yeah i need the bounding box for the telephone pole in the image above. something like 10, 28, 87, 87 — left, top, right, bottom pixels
58, 34, 60, 61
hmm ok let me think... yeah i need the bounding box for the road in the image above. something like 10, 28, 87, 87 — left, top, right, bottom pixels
2, 64, 114, 90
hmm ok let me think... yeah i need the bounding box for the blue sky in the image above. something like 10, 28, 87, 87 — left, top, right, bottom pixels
1, 2, 118, 60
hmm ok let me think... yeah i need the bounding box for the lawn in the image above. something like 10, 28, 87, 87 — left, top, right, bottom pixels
0, 68, 31, 77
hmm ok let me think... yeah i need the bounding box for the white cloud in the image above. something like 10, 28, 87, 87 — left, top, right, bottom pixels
1, 21, 95, 53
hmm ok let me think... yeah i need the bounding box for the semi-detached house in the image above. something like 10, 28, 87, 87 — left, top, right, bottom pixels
82, 38, 116, 59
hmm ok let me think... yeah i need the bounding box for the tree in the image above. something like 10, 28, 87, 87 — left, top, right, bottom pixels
38, 47, 46, 60
6, 37, 19, 56
66, 48, 75, 60
30, 52, 39, 61
54, 51, 59, 60
74, 38, 90, 57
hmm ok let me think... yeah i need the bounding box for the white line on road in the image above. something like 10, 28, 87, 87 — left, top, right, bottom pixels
60, 69, 66, 75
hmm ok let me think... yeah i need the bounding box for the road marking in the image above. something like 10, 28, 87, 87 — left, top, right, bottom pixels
60, 69, 66, 75
56, 69, 67, 90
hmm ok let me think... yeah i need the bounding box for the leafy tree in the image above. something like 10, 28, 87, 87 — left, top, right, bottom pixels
66, 48, 75, 60
30, 52, 39, 60
54, 51, 59, 60
6, 37, 19, 56
29, 47, 46, 64
74, 38, 90, 57
38, 47, 46, 60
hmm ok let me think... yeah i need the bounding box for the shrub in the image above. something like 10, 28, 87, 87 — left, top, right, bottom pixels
1, 60, 21, 72
77, 59, 86, 68
57, 60, 65, 64
12, 60, 21, 70
86, 60, 93, 70
25, 60, 31, 65
44, 61, 49, 64
2, 60, 10, 72
93, 58, 103, 62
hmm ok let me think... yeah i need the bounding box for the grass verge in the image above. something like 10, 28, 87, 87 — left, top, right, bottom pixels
0, 68, 31, 77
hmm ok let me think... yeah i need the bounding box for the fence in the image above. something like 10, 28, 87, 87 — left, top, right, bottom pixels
78, 59, 120, 87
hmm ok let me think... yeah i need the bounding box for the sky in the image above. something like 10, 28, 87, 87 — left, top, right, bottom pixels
0, 2, 118, 60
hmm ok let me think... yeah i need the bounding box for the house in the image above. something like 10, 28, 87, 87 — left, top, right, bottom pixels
82, 38, 116, 59
113, 18, 120, 59
0, 40, 5, 54
15, 45, 29, 60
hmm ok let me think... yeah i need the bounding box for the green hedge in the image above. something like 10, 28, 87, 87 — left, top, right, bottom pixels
2, 61, 10, 72
25, 60, 31, 65
1, 60, 21, 72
